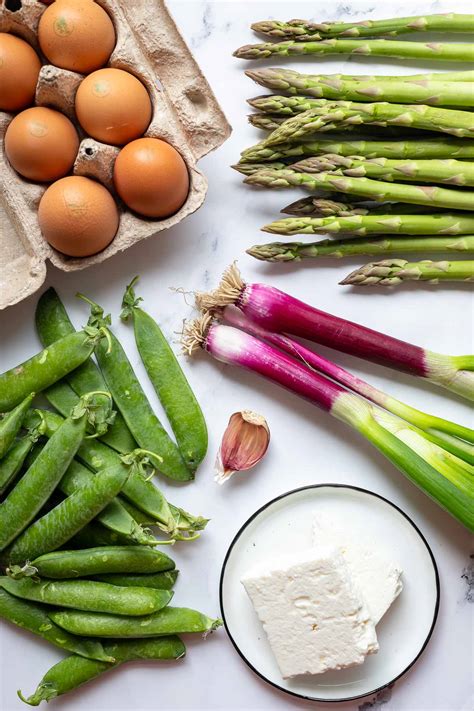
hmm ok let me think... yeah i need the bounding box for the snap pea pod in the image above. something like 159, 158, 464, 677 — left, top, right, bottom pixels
0, 394, 35, 458
6, 460, 134, 564
0, 577, 173, 616
36, 288, 136, 454
0, 408, 88, 551
0, 423, 43, 496
22, 441, 155, 546
120, 497, 209, 539
122, 279, 208, 474
50, 606, 222, 638
0, 588, 113, 662
81, 295, 192, 482
16, 546, 175, 579
19, 636, 185, 706
0, 438, 32, 497
68, 521, 150, 548
118, 497, 158, 526
25, 409, 174, 532
24, 409, 207, 539
92, 570, 179, 590
77, 438, 179, 535
60, 459, 156, 546
0, 329, 105, 412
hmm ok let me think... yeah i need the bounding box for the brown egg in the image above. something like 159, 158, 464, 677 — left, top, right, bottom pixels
38, 176, 119, 257
113, 138, 189, 218
38, 0, 115, 74
5, 107, 79, 182
75, 68, 152, 146
0, 33, 41, 112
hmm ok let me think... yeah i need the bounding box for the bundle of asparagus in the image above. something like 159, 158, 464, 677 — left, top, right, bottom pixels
234, 12, 474, 284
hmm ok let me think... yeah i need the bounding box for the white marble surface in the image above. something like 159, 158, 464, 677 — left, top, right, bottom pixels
1, 1, 473, 709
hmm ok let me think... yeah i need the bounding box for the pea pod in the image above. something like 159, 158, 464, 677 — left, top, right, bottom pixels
60, 459, 156, 546
22, 443, 155, 546
15, 546, 175, 579
50, 606, 222, 638
0, 407, 89, 551
0, 577, 173, 616
80, 294, 191, 482
19, 636, 185, 706
118, 499, 209, 540
0, 428, 40, 497
6, 460, 134, 564
0, 394, 35, 458
0, 438, 32, 497
36, 288, 136, 454
68, 521, 148, 548
0, 588, 113, 663
24, 409, 207, 540
92, 570, 179, 590
0, 329, 105, 412
122, 278, 208, 473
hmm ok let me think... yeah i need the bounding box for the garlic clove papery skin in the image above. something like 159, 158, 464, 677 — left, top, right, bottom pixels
215, 410, 270, 485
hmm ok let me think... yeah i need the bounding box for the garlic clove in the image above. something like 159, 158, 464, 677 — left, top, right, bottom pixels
215, 410, 270, 485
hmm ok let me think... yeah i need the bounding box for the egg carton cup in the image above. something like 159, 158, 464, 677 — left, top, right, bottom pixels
0, 0, 231, 310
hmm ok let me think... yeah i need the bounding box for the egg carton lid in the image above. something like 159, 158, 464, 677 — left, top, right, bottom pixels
0, 0, 231, 310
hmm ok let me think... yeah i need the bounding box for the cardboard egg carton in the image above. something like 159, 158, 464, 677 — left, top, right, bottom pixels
0, 0, 231, 309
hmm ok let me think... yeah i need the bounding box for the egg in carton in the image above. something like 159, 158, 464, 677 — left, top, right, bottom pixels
0, 0, 231, 310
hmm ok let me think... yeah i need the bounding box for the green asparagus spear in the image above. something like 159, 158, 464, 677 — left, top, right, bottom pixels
250, 107, 363, 136
246, 68, 474, 105
240, 136, 474, 163
234, 38, 474, 63
281, 196, 451, 217
247, 236, 474, 262
251, 14, 474, 40
246, 71, 474, 108
236, 155, 474, 185
341, 259, 474, 286
262, 213, 474, 237
244, 168, 474, 211
294, 155, 474, 187
248, 114, 286, 131
248, 95, 338, 115
261, 104, 474, 143
233, 161, 290, 176
251, 71, 474, 84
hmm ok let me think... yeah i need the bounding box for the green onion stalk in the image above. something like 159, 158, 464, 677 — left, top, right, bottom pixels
195, 264, 474, 401
183, 314, 473, 531
222, 305, 473, 465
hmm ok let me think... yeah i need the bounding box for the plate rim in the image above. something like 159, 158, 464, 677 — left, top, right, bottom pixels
219, 483, 440, 703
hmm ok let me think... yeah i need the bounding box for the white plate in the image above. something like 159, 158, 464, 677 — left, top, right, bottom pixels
220, 484, 439, 703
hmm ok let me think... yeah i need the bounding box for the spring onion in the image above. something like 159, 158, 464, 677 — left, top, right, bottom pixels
223, 306, 473, 464
196, 265, 474, 401
183, 316, 473, 531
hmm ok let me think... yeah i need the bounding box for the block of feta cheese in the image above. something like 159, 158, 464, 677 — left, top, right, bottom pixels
312, 514, 403, 624
241, 548, 378, 679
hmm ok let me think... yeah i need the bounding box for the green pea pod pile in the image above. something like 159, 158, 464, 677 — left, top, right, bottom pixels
0, 285, 218, 706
